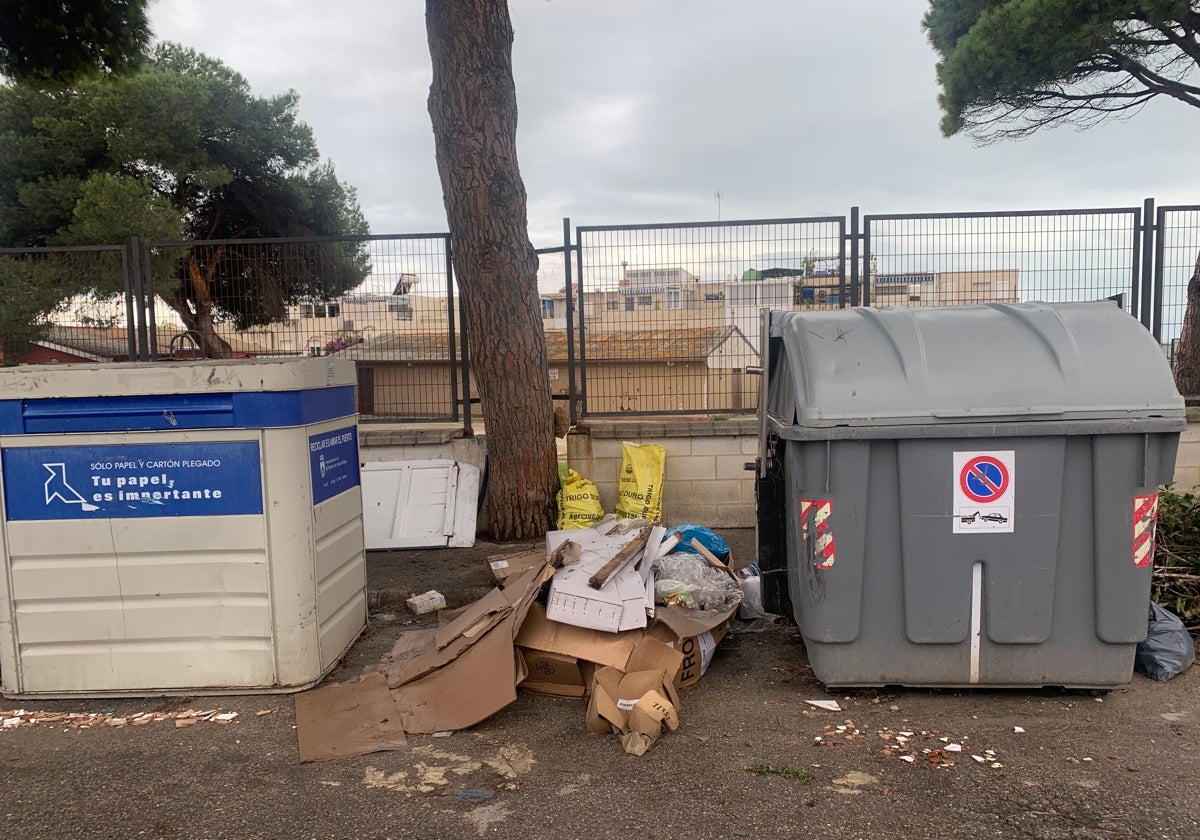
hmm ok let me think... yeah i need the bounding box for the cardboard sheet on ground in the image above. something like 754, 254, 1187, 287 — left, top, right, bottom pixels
386, 561, 551, 734
294, 672, 408, 763
384, 563, 550, 689
391, 618, 521, 734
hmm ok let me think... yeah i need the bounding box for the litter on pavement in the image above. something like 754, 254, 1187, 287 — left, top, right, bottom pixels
293, 518, 747, 760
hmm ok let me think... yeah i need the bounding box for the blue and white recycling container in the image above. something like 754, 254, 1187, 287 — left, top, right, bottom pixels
0, 358, 366, 698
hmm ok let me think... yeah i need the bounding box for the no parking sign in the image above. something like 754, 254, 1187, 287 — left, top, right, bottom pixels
952, 450, 1015, 534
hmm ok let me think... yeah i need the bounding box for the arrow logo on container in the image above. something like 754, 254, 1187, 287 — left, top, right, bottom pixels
43, 464, 100, 512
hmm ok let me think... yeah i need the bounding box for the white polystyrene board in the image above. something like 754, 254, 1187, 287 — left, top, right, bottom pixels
361, 460, 459, 549
447, 463, 480, 548
545, 528, 649, 633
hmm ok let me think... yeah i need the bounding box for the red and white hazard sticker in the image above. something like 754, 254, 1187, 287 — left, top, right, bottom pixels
800, 498, 836, 569
1132, 493, 1159, 568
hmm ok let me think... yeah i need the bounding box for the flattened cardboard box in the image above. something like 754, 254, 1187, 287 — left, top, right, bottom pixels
382, 561, 552, 734
515, 602, 639, 696
486, 549, 546, 585
515, 601, 733, 696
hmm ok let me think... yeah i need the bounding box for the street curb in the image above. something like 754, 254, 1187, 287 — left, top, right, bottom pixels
367, 585, 493, 612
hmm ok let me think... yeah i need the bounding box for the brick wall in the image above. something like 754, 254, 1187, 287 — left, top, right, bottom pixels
566, 418, 758, 528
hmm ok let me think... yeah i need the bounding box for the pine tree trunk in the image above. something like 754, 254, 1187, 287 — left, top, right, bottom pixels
1174, 251, 1200, 399
425, 0, 557, 539
164, 252, 234, 359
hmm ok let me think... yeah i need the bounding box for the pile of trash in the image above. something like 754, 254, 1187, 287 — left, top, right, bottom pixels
296, 517, 762, 761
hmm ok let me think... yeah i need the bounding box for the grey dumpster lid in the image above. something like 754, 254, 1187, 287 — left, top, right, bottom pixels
767, 302, 1184, 428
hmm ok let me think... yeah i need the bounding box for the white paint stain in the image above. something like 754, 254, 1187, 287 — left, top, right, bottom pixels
465, 803, 513, 836
831, 771, 877, 795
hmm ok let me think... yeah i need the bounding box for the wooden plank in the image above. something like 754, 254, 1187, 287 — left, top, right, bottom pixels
587, 526, 653, 590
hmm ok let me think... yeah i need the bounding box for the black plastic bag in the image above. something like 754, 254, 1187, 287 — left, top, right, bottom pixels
1134, 602, 1196, 682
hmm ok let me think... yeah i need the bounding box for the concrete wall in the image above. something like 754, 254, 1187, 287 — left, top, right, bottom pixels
358, 426, 487, 474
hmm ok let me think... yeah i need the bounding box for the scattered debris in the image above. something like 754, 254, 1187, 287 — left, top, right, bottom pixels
878, 726, 1002, 770
0, 707, 246, 731
406, 590, 447, 616
804, 699, 842, 712
1013, 726, 1025, 733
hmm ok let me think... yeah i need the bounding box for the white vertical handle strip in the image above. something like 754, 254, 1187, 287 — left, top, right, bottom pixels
970, 561, 983, 685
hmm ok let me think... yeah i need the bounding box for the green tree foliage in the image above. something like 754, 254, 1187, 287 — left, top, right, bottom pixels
0, 43, 370, 358
0, 0, 151, 83
924, 0, 1200, 142
0, 257, 70, 365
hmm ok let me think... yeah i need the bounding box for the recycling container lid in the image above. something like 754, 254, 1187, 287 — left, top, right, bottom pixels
767, 301, 1184, 429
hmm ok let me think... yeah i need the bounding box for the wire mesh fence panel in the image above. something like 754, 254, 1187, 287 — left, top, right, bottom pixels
575, 218, 845, 416
1157, 207, 1200, 360
863, 210, 1141, 314
145, 234, 458, 421
0, 245, 132, 364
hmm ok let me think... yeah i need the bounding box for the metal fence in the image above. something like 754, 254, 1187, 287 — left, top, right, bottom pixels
570, 217, 845, 418
138, 234, 461, 422
1156, 205, 1200, 355
861, 207, 1144, 315
6, 199, 1199, 426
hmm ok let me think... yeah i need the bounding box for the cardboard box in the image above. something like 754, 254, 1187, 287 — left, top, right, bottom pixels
644, 602, 736, 687
584, 635, 683, 756
518, 649, 586, 698
515, 602, 640, 696
648, 621, 730, 688
486, 549, 546, 585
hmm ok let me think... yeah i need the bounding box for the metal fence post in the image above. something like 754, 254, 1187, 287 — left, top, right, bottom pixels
575, 228, 588, 419
142, 239, 158, 360
849, 207, 863, 307
128, 236, 150, 361
1153, 203, 1167, 342
122, 242, 137, 360
1140, 197, 1156, 332
445, 235, 461, 425
563, 217, 579, 427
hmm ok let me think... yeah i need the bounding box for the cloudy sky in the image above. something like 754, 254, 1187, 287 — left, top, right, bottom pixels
151, 0, 1198, 248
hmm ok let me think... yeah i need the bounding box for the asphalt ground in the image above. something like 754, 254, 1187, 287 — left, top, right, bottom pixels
2, 530, 1199, 840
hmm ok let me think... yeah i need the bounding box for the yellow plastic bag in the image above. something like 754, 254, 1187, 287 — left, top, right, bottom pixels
615, 441, 665, 523
556, 468, 605, 530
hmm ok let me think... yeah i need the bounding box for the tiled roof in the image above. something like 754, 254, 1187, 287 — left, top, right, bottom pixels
337, 325, 748, 363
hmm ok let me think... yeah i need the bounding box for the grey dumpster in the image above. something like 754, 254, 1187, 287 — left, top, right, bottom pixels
0, 358, 367, 698
756, 302, 1185, 688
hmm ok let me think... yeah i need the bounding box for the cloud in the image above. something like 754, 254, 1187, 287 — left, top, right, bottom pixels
150, 0, 1198, 245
